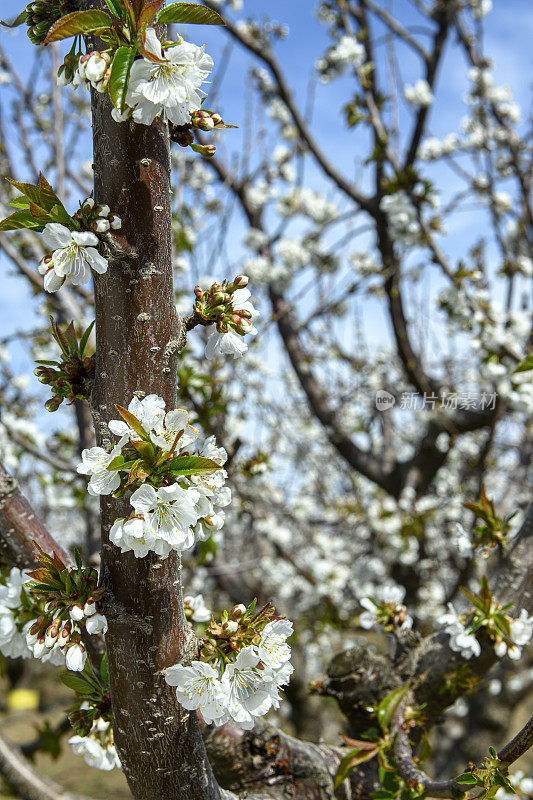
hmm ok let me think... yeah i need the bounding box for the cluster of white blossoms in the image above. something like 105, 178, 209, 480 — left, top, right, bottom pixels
379, 191, 423, 246
0, 567, 105, 671
358, 585, 413, 632
77, 394, 230, 558
0, 568, 33, 660
205, 285, 259, 361
315, 34, 366, 83
438, 604, 482, 659
165, 616, 293, 729
438, 604, 533, 661
69, 711, 120, 771
404, 79, 434, 107
59, 51, 111, 93
111, 29, 213, 126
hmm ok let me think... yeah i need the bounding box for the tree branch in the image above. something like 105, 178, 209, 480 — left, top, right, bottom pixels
0, 729, 92, 800
0, 460, 68, 568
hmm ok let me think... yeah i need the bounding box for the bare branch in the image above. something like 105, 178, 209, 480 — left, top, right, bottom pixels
0, 730, 92, 800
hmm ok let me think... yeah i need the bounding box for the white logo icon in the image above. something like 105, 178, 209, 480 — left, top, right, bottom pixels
375, 390, 395, 411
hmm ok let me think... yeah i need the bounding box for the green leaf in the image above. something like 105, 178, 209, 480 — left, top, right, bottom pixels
6, 179, 42, 207
8, 197, 31, 210
0, 10, 27, 28
38, 173, 64, 212
60, 672, 94, 694
131, 439, 157, 463
514, 354, 533, 373
0, 210, 44, 231
114, 405, 150, 440
108, 46, 137, 113
137, 0, 165, 30
166, 455, 222, 477
29, 202, 51, 221
155, 2, 225, 25
335, 748, 378, 790
455, 773, 477, 785
104, 0, 124, 17
43, 10, 113, 44
377, 685, 409, 732
48, 203, 74, 226
78, 320, 95, 357
74, 548, 83, 571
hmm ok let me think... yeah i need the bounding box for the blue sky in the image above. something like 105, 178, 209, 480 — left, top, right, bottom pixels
0, 0, 531, 382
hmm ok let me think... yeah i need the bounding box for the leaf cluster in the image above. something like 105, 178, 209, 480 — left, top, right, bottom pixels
106, 404, 222, 497
0, 173, 73, 233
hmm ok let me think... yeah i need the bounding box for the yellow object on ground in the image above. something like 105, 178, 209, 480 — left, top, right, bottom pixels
7, 688, 39, 710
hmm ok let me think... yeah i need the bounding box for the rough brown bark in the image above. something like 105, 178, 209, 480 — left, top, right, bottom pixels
88, 57, 221, 800
0, 461, 68, 568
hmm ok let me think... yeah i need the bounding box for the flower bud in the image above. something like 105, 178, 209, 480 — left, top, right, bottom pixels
96, 204, 110, 218
66, 643, 87, 672
82, 197, 95, 211
45, 396, 62, 412
83, 600, 97, 617
85, 52, 108, 84
110, 215, 122, 230
231, 604, 247, 618
223, 620, 239, 634
70, 604, 84, 622
33, 638, 48, 658
44, 624, 59, 648
211, 113, 223, 125
95, 218, 110, 233
86, 613, 108, 635
26, 626, 40, 647
190, 142, 216, 158
57, 70, 71, 87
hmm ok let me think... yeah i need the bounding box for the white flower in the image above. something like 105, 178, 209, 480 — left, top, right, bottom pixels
130, 484, 199, 550
40, 223, 108, 290
109, 516, 173, 559
404, 79, 434, 107
69, 735, 120, 770
205, 330, 244, 359
0, 607, 31, 659
221, 645, 277, 730
510, 609, 533, 647
0, 567, 30, 608
185, 594, 211, 622
359, 597, 379, 629
438, 605, 481, 659
66, 643, 87, 672
76, 444, 123, 496
124, 29, 213, 126
149, 408, 198, 452
85, 613, 108, 635
165, 661, 228, 725
257, 619, 293, 670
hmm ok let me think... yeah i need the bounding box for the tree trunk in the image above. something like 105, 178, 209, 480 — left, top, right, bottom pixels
89, 52, 221, 800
